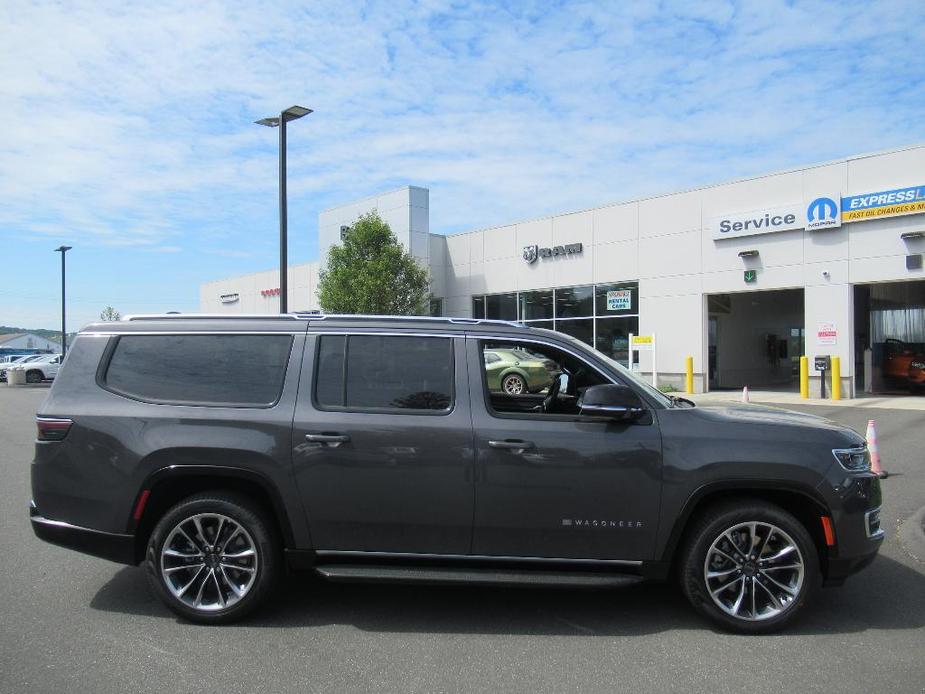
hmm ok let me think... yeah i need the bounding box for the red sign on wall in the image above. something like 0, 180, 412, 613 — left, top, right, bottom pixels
261, 288, 281, 298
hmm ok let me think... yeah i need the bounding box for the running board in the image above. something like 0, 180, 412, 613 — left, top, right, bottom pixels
313, 564, 645, 588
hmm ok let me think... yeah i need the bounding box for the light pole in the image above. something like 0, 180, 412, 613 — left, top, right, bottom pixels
54, 245, 72, 355
255, 105, 313, 314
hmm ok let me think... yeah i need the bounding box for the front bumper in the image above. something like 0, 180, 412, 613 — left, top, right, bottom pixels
821, 469, 885, 584
30, 501, 137, 565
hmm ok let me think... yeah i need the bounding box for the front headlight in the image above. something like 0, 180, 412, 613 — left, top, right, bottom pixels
910, 361, 925, 370
832, 446, 871, 472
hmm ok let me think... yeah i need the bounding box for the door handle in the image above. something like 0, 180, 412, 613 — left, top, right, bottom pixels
305, 432, 350, 447
488, 439, 535, 453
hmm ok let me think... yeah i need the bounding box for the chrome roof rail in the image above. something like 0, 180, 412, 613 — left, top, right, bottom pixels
122, 312, 527, 329
300, 314, 526, 328
124, 313, 301, 321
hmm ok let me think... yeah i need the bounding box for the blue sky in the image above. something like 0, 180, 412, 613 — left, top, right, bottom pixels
2, 0, 925, 329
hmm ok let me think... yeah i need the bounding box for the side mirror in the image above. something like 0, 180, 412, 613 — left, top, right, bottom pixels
578, 384, 645, 421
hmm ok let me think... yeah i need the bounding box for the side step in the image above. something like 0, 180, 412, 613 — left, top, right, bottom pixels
314, 564, 645, 588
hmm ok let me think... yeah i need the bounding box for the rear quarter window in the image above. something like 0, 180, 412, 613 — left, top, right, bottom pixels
102, 334, 293, 407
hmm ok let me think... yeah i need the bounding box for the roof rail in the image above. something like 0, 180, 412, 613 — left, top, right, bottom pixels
299, 314, 525, 328
122, 312, 527, 329
124, 313, 301, 321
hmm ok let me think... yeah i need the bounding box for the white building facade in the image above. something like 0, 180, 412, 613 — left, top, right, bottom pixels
0, 332, 61, 354
201, 145, 925, 398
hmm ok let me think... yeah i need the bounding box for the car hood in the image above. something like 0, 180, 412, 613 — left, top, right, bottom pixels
691, 403, 865, 445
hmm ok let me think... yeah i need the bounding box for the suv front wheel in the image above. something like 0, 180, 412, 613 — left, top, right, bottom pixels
144, 491, 280, 623
680, 501, 819, 633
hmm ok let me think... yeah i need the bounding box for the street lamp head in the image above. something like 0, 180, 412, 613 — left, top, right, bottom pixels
255, 106, 312, 127
55, 245, 72, 253
282, 105, 312, 121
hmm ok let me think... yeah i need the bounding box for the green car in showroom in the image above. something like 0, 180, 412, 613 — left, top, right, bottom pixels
483, 348, 560, 394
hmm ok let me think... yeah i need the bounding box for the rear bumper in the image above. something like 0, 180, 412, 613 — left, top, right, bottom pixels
30, 501, 137, 565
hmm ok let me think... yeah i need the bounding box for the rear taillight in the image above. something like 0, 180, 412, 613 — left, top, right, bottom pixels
36, 417, 73, 441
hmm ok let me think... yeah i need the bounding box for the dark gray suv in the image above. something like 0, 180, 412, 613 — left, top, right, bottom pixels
30, 314, 883, 632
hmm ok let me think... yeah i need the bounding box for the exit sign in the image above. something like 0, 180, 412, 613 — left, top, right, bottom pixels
744, 270, 757, 283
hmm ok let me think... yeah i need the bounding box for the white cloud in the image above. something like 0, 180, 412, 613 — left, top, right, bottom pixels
1, 0, 923, 254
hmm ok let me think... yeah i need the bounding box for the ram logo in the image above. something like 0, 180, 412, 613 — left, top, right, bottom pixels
522, 245, 539, 264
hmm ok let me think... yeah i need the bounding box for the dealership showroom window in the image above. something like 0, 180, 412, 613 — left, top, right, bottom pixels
471, 283, 639, 365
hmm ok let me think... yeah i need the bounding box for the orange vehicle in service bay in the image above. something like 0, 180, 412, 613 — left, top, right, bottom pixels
882, 339, 925, 390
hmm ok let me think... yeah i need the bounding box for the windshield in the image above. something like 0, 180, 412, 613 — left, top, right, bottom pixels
551, 331, 674, 408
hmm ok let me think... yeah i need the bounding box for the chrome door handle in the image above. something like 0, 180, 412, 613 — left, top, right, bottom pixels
305, 433, 350, 447
488, 439, 535, 453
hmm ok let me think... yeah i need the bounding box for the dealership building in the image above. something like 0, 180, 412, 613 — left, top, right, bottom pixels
201, 144, 925, 398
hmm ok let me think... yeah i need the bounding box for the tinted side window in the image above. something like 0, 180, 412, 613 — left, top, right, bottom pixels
104, 334, 293, 406
315, 335, 453, 412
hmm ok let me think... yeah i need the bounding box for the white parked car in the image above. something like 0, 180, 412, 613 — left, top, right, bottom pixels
10, 354, 62, 383
0, 355, 46, 382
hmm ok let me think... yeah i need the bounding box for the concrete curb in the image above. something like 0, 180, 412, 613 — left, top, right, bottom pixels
686, 393, 925, 411
897, 505, 925, 566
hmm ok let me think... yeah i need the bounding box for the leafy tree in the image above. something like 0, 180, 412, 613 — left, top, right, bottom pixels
318, 212, 429, 315
100, 306, 121, 322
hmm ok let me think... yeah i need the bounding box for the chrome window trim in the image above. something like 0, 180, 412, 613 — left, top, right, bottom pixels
83, 331, 307, 337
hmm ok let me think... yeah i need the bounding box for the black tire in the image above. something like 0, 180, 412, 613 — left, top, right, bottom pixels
26, 370, 43, 384
145, 491, 280, 624
679, 500, 819, 634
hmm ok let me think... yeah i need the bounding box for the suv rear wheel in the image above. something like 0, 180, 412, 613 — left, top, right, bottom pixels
144, 491, 280, 623
680, 501, 819, 633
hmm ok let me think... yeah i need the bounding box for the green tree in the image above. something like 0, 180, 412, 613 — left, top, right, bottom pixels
100, 306, 121, 322
318, 212, 429, 314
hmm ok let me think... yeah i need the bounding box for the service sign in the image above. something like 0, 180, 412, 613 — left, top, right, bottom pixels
711, 204, 802, 240
842, 185, 925, 222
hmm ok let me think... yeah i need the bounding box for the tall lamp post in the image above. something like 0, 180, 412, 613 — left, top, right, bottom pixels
255, 105, 313, 314
54, 245, 72, 355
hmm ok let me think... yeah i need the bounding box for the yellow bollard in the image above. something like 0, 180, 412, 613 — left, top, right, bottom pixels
800, 356, 809, 399
831, 356, 841, 400
685, 356, 694, 394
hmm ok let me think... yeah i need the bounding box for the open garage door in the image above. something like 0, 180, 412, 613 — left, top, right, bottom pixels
854, 281, 925, 395
707, 289, 804, 391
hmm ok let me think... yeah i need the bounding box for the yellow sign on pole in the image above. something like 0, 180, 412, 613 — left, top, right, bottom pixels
632, 335, 654, 346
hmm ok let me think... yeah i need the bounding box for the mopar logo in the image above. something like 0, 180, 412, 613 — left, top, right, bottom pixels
806, 196, 840, 230
808, 197, 837, 222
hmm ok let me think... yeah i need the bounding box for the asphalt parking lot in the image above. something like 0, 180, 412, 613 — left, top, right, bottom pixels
1, 385, 923, 694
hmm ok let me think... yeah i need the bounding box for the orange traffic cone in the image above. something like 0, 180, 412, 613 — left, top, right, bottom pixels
866, 419, 888, 479
742, 386, 750, 403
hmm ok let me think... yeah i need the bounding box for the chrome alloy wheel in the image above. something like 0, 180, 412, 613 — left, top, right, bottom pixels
703, 521, 804, 621
160, 513, 258, 612
503, 375, 525, 395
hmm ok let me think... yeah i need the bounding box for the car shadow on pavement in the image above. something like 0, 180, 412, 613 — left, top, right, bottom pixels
90, 553, 925, 636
